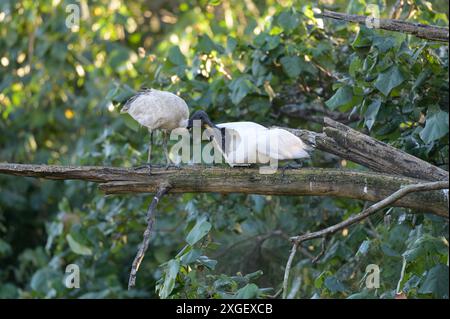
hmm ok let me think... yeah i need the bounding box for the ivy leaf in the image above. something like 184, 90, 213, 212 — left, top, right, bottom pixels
419, 110, 449, 144
197, 35, 223, 53
108, 48, 130, 69
186, 217, 211, 246
364, 99, 382, 131
234, 283, 260, 299
277, 10, 300, 32
325, 86, 353, 110
352, 27, 373, 48
66, 234, 92, 256
121, 113, 140, 132
229, 76, 255, 105
280, 56, 302, 78
167, 46, 186, 66
159, 259, 180, 299
374, 65, 405, 96
324, 276, 347, 294
280, 55, 316, 78
403, 234, 448, 262
418, 264, 449, 299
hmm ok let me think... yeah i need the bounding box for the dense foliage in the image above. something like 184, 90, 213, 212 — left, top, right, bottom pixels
0, 0, 448, 299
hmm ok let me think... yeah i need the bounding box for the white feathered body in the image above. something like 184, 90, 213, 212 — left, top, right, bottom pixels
209, 122, 310, 166
121, 89, 189, 131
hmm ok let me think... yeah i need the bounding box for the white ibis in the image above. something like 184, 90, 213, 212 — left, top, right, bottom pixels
121, 88, 189, 167
187, 110, 310, 168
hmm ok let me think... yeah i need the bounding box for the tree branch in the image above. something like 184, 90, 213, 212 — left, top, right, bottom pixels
320, 9, 449, 42
284, 117, 449, 182
128, 183, 171, 289
290, 180, 449, 244
0, 163, 448, 217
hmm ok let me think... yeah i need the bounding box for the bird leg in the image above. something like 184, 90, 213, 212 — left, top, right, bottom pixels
133, 130, 153, 172
162, 130, 178, 170
148, 129, 153, 164
281, 160, 303, 177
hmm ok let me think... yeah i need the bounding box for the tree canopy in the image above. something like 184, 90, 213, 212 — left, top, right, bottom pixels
0, 0, 448, 299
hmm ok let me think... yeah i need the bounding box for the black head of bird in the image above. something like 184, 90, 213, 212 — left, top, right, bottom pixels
187, 110, 226, 152
186, 110, 219, 130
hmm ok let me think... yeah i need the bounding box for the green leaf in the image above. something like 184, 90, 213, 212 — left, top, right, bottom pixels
122, 113, 140, 132
197, 35, 223, 53
0, 239, 12, 259
180, 248, 202, 265
208, 0, 222, 5
108, 48, 130, 69
419, 264, 449, 299
186, 218, 211, 246
324, 276, 347, 294
403, 234, 447, 262
364, 99, 381, 131
349, 56, 362, 77
167, 46, 186, 66
66, 234, 92, 256
226, 36, 237, 54
325, 86, 353, 110
374, 65, 405, 96
228, 76, 255, 105
277, 10, 300, 32
356, 240, 370, 256
352, 27, 373, 48
280, 56, 302, 78
30, 268, 61, 295
159, 259, 180, 299
419, 110, 449, 144
234, 283, 260, 299
197, 255, 218, 270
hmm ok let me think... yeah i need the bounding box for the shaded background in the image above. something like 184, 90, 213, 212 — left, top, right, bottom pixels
0, 0, 448, 298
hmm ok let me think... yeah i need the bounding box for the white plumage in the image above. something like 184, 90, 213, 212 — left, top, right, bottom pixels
208, 121, 310, 167
121, 88, 189, 165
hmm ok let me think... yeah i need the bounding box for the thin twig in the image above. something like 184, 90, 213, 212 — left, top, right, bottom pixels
396, 257, 407, 294
128, 183, 171, 290
291, 181, 449, 245
282, 242, 299, 299
311, 236, 327, 264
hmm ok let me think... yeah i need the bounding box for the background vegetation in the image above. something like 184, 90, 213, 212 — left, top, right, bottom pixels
0, 0, 448, 298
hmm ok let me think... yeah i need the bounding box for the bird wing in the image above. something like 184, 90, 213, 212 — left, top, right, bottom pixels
121, 89, 189, 130
256, 128, 310, 161
207, 126, 242, 166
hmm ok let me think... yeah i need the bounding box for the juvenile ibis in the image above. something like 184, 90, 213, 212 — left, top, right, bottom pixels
121, 88, 189, 167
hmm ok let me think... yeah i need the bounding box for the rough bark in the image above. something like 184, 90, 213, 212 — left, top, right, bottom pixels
0, 163, 447, 217
321, 10, 449, 42
283, 118, 449, 182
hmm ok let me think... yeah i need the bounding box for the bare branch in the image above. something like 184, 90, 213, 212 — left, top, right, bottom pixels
321, 9, 449, 42
291, 180, 449, 245
285, 118, 449, 182
128, 183, 171, 289
282, 242, 299, 299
